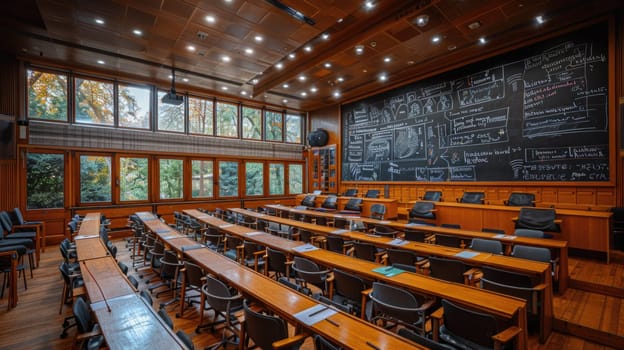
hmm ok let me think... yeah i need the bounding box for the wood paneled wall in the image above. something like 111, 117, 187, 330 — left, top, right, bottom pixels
0, 161, 18, 211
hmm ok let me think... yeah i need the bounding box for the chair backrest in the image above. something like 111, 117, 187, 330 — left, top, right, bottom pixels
458, 192, 485, 204
140, 289, 153, 306
369, 282, 423, 325
506, 192, 535, 207
373, 225, 398, 237
266, 247, 288, 276
343, 198, 362, 212
243, 300, 290, 350
352, 242, 377, 262
321, 196, 338, 210
184, 261, 205, 287
128, 275, 139, 289
203, 275, 240, 313
435, 234, 462, 248
428, 256, 467, 284
325, 236, 346, 253
397, 328, 455, 350
482, 227, 505, 235
421, 191, 442, 202
333, 268, 370, 305
403, 229, 427, 242
470, 238, 503, 254
440, 299, 500, 349
481, 265, 534, 288
313, 334, 341, 350
0, 211, 13, 231
365, 189, 379, 198
369, 204, 386, 220
515, 208, 560, 232
176, 330, 195, 350
514, 228, 544, 238
343, 189, 358, 197
292, 256, 329, 287
158, 308, 174, 329
511, 245, 551, 263
349, 220, 366, 232
409, 201, 435, 220
117, 261, 129, 275
12, 208, 25, 225
386, 249, 417, 266
73, 297, 95, 333
301, 195, 317, 207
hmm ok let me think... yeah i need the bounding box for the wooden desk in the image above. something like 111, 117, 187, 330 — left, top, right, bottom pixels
91, 293, 188, 350
185, 209, 531, 348
80, 256, 136, 303
78, 212, 102, 235
0, 250, 19, 309
412, 201, 611, 262
74, 236, 109, 261
264, 204, 568, 294
296, 194, 398, 219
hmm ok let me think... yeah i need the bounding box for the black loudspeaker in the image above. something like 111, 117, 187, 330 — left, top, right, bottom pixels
307, 129, 329, 147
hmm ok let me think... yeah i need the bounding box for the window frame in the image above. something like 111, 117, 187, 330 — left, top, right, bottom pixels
76, 152, 114, 206
157, 157, 185, 201
264, 109, 284, 142
26, 67, 70, 123
215, 101, 240, 139
156, 89, 187, 134
73, 74, 116, 127
189, 158, 215, 200
217, 159, 241, 198
241, 105, 263, 140
117, 82, 153, 130
285, 113, 303, 144
287, 163, 305, 195
244, 161, 265, 197
116, 154, 151, 203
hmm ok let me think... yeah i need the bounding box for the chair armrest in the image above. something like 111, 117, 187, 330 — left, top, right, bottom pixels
75, 329, 102, 341
511, 217, 518, 222
463, 267, 482, 286
492, 325, 522, 344
430, 306, 444, 341
272, 332, 310, 349
418, 298, 437, 312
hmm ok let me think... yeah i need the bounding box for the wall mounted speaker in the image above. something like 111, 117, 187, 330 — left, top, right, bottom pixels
307, 129, 329, 147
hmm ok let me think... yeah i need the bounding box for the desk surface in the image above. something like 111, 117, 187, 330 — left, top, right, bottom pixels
78, 212, 101, 235
91, 294, 188, 350
75, 236, 109, 261
81, 256, 136, 303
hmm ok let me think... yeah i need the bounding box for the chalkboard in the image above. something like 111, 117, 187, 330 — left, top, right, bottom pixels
341, 23, 609, 182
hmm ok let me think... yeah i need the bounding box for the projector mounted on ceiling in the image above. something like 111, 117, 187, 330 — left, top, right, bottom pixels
162, 66, 184, 105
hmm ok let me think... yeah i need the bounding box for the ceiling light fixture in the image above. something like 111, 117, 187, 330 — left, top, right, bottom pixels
282, 83, 289, 88
187, 45, 196, 51
324, 62, 332, 68
355, 45, 364, 55
221, 55, 231, 62
333, 91, 341, 98
415, 14, 429, 27
431, 35, 441, 43
182, 78, 189, 82
97, 60, 105, 65
221, 86, 228, 90
535, 15, 545, 24
288, 53, 296, 59
478, 37, 487, 44
252, 79, 259, 84
304, 45, 312, 52
132, 29, 142, 36
254, 35, 263, 42
379, 74, 388, 82
298, 75, 307, 81
300, 92, 307, 97
383, 57, 391, 63
241, 91, 247, 95
321, 33, 330, 40
365, 1, 375, 10
467, 21, 481, 30
310, 87, 318, 93
245, 48, 254, 54
205, 15, 216, 23
337, 77, 344, 82
283, 99, 288, 103
276, 62, 284, 69
95, 18, 105, 25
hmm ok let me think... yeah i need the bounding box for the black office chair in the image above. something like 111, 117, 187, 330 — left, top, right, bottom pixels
265, 247, 293, 280
301, 195, 317, 208
72, 297, 105, 350
372, 225, 399, 238
240, 300, 306, 350
369, 204, 386, 220
343, 189, 358, 197
176, 330, 195, 350
340, 198, 363, 214
330, 268, 372, 317
351, 242, 385, 263
313, 334, 341, 350
368, 282, 434, 335
199, 275, 244, 347
365, 189, 379, 198
408, 201, 436, 224
240, 241, 265, 272
435, 234, 464, 248
177, 261, 205, 318
420, 191, 443, 202
515, 207, 561, 233
457, 192, 485, 204
319, 196, 338, 211
480, 266, 545, 317
469, 238, 503, 255
325, 235, 353, 255
512, 244, 559, 281
158, 308, 174, 329
292, 256, 332, 297
504, 192, 535, 207
428, 256, 478, 285
386, 248, 425, 271
202, 226, 225, 252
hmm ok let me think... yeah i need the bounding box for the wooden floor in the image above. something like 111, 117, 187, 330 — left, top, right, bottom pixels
0, 240, 622, 350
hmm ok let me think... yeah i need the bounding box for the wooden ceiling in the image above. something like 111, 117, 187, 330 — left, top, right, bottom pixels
0, 0, 620, 111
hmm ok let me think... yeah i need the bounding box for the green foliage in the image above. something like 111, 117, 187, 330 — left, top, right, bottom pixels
75, 78, 114, 125
289, 164, 303, 194
192, 160, 213, 197
286, 114, 302, 143
219, 161, 239, 197
216, 102, 238, 137
189, 97, 214, 135
27, 153, 64, 209
80, 155, 112, 202
119, 84, 150, 128
269, 163, 284, 195
160, 159, 183, 199
27, 70, 68, 121
245, 162, 263, 195
242, 107, 262, 139
120, 157, 148, 201
265, 111, 283, 141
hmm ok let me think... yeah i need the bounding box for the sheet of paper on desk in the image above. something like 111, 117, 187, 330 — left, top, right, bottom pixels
74, 235, 99, 239
454, 250, 480, 258
246, 231, 265, 236
156, 228, 170, 233
293, 304, 337, 326
379, 221, 391, 224
292, 243, 319, 252
331, 229, 348, 234
494, 234, 516, 239
219, 224, 234, 228
181, 244, 205, 251
388, 238, 409, 246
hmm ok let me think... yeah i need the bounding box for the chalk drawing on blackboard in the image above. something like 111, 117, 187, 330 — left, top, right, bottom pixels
394, 126, 425, 160
382, 107, 394, 123
450, 166, 476, 181
348, 163, 379, 181
423, 98, 435, 114
428, 168, 448, 182
509, 159, 524, 179
408, 101, 423, 117
438, 94, 453, 111
395, 104, 409, 120
366, 138, 392, 161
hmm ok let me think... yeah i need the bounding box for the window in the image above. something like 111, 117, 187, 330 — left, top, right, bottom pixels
26, 152, 64, 209
218, 161, 239, 197
242, 106, 262, 139
216, 102, 238, 137
118, 84, 151, 129
159, 159, 184, 199
269, 163, 284, 195
245, 162, 264, 196
75, 77, 115, 125
286, 114, 303, 143
189, 97, 214, 135
265, 110, 283, 141
157, 90, 185, 132
289, 164, 303, 194
192, 160, 213, 198
120, 156, 149, 201
79, 155, 112, 203
27, 69, 68, 121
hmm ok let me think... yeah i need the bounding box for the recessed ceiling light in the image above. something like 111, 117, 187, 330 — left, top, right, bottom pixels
282, 99, 288, 103
383, 57, 391, 63
282, 83, 289, 88
252, 79, 259, 84
337, 77, 344, 82
221, 55, 231, 62
95, 18, 105, 25
276, 63, 284, 69
467, 21, 481, 30
310, 87, 318, 93
324, 62, 332, 68
205, 15, 216, 23
431, 35, 441, 43
355, 45, 364, 55
132, 29, 142, 36
337, 18, 344, 23
254, 35, 263, 42
321, 33, 330, 40
96, 60, 105, 65
415, 14, 429, 27
365, 1, 375, 9
333, 91, 341, 98
447, 45, 457, 51
300, 92, 307, 97
187, 45, 196, 52
245, 48, 254, 54
182, 78, 189, 82
407, 60, 415, 65
304, 45, 312, 52
298, 75, 306, 81
535, 15, 545, 24
221, 86, 228, 90
478, 37, 487, 44
288, 53, 296, 59
241, 91, 247, 96
379, 74, 388, 82
168, 75, 173, 79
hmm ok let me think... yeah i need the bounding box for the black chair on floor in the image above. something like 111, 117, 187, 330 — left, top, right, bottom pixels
343, 189, 358, 197
340, 198, 362, 214
369, 204, 386, 220
421, 191, 443, 202
177, 261, 205, 318
428, 256, 478, 285
373, 225, 399, 238
386, 248, 426, 271
301, 195, 317, 208
457, 192, 485, 204
504, 192, 535, 207
199, 276, 244, 348
368, 282, 434, 335
158, 308, 174, 329
351, 242, 385, 263
365, 189, 379, 198
470, 238, 503, 255
72, 297, 105, 350
319, 196, 338, 211
514, 207, 561, 234
292, 256, 332, 297
435, 234, 463, 248
240, 300, 307, 350
176, 330, 195, 350
408, 201, 436, 224
313, 334, 341, 350
265, 247, 293, 280
325, 236, 353, 255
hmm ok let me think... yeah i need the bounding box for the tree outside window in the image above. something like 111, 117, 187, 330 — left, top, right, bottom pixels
269, 163, 284, 195
192, 160, 213, 198
286, 114, 302, 143
119, 84, 151, 129
289, 164, 303, 194
160, 159, 184, 199
245, 162, 263, 196
265, 110, 283, 141
120, 157, 149, 201
27, 153, 64, 209
242, 106, 262, 139
27, 69, 68, 121
80, 155, 112, 203
75, 77, 114, 125
189, 97, 214, 135
157, 90, 185, 132
216, 102, 238, 137
219, 161, 239, 197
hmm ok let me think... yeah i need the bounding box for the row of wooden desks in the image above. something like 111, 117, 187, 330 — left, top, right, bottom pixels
75, 212, 188, 350
295, 193, 399, 219
264, 204, 569, 293
136, 211, 427, 350
183, 209, 531, 348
